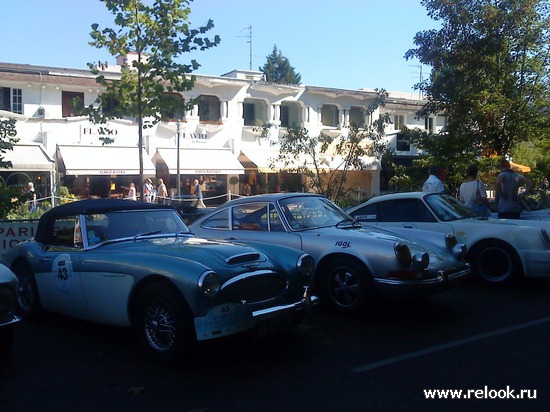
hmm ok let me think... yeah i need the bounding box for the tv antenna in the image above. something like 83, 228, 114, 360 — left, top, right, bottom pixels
408, 64, 423, 99
238, 26, 252, 70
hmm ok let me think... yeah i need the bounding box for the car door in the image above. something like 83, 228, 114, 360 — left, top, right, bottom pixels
355, 199, 456, 235
33, 215, 88, 317
200, 202, 303, 250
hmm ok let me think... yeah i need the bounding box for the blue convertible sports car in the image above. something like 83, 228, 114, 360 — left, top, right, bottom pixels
1, 199, 315, 362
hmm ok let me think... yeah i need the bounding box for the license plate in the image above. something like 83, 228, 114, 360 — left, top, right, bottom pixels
195, 303, 253, 341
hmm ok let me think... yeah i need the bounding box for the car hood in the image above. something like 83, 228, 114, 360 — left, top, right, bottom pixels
100, 236, 269, 269
311, 225, 441, 254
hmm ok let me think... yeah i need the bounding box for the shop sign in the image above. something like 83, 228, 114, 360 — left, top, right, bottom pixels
0, 220, 38, 258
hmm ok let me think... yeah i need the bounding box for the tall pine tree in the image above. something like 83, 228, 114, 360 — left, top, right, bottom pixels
260, 45, 301, 85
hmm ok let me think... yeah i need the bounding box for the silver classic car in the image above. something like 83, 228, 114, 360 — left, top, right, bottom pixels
189, 193, 470, 314
1, 199, 315, 363
0, 264, 20, 360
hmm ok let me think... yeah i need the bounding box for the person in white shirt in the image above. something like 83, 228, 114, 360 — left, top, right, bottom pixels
422, 166, 445, 193
127, 182, 137, 201
459, 164, 491, 216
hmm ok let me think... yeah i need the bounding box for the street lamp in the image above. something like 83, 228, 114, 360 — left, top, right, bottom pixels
176, 121, 181, 198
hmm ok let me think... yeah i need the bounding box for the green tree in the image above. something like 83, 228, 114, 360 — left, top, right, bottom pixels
405, 0, 550, 162
0, 117, 20, 218
0, 117, 19, 169
260, 45, 301, 85
86, 0, 220, 197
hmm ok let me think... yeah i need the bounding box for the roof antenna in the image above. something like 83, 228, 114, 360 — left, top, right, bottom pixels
238, 26, 252, 70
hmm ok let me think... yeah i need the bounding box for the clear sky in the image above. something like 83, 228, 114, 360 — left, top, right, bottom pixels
1, 0, 440, 93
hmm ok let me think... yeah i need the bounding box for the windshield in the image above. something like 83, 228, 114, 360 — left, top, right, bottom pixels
424, 193, 477, 222
278, 196, 352, 230
85, 209, 190, 245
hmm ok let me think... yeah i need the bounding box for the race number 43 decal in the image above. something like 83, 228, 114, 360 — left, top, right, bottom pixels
52, 254, 74, 293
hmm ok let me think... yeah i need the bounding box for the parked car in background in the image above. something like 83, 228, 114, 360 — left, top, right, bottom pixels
1, 199, 315, 363
189, 193, 470, 314
348, 192, 550, 285
170, 199, 216, 226
0, 264, 20, 360
514, 190, 550, 221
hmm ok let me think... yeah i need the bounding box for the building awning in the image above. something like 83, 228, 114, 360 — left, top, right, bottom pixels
510, 161, 531, 173
153, 148, 244, 174
56, 145, 156, 176
239, 149, 285, 173
2, 143, 54, 171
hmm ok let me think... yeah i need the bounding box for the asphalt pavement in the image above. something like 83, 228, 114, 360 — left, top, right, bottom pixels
2, 277, 550, 411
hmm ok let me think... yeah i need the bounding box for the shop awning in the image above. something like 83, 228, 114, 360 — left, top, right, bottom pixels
56, 145, 156, 176
239, 149, 285, 173
2, 143, 54, 171
510, 161, 531, 173
153, 148, 244, 174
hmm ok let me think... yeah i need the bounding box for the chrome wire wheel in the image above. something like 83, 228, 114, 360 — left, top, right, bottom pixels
143, 297, 177, 353
13, 261, 40, 318
135, 282, 193, 362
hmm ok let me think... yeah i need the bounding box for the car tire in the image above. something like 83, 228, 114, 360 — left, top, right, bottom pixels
470, 240, 522, 284
0, 328, 14, 361
134, 282, 194, 363
12, 260, 41, 319
320, 258, 374, 314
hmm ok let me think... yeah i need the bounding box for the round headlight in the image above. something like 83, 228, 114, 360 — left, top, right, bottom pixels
445, 233, 458, 249
198, 271, 221, 298
394, 242, 412, 267
297, 254, 314, 278
452, 243, 468, 260
412, 252, 429, 269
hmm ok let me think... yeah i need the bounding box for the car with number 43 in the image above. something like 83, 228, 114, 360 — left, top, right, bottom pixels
1, 199, 316, 363
189, 193, 470, 314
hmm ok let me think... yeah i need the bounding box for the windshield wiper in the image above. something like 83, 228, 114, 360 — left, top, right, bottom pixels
133, 230, 162, 240
335, 217, 361, 228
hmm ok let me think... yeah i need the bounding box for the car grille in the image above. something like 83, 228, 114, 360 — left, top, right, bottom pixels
220, 270, 288, 304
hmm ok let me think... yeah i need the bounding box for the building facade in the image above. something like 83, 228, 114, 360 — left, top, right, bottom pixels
0, 59, 444, 205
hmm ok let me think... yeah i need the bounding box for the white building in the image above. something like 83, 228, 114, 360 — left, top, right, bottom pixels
0, 59, 444, 204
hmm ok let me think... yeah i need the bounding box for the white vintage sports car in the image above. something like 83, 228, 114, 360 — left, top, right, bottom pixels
348, 192, 550, 284
189, 193, 470, 314
1, 199, 316, 363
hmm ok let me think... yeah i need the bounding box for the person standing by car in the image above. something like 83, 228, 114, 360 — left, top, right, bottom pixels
25, 182, 37, 212
193, 179, 206, 208
422, 166, 445, 193
495, 158, 533, 219
157, 178, 168, 205
127, 183, 137, 201
143, 179, 153, 202
459, 165, 491, 216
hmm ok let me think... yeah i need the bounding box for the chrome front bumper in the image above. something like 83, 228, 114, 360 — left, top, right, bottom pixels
374, 265, 470, 297
252, 286, 319, 321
